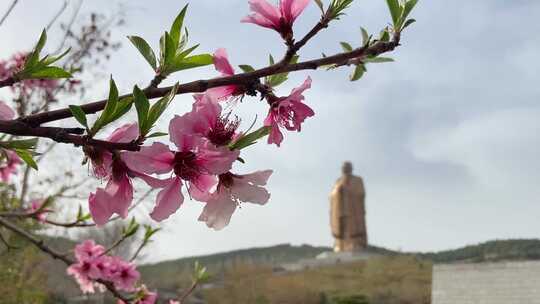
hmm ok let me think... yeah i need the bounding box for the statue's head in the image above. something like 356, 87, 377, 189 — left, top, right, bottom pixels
342, 161, 353, 176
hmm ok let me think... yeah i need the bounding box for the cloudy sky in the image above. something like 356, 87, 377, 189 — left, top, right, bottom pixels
1, 0, 539, 263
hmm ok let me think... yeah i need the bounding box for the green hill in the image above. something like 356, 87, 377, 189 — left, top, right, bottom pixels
418, 239, 540, 263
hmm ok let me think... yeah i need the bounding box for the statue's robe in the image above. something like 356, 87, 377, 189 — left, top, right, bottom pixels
330, 175, 367, 252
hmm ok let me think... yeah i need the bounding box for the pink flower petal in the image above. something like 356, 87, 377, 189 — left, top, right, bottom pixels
213, 48, 235, 76
242, 0, 281, 29
150, 178, 184, 222
231, 181, 271, 205
240, 170, 273, 186
280, 0, 310, 23
123, 143, 174, 175
189, 174, 218, 202
196, 142, 239, 175
198, 191, 237, 231
89, 189, 113, 226
106, 175, 133, 219
0, 100, 15, 120
107, 123, 139, 143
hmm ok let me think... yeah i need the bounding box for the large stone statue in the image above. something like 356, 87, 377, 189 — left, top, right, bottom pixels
330, 162, 367, 252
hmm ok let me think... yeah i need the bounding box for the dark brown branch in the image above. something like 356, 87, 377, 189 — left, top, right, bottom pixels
0, 76, 16, 88
0, 120, 141, 151
20, 37, 400, 127
0, 216, 72, 263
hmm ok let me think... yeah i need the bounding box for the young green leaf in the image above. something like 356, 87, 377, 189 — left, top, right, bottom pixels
400, 0, 419, 27
238, 65, 256, 73
361, 27, 370, 46
363, 57, 394, 63
133, 86, 150, 134
40, 47, 71, 66
166, 54, 213, 74
314, 0, 325, 13
340, 42, 354, 52
14, 149, 38, 170
402, 18, 416, 30
170, 5, 189, 49
26, 29, 47, 68
128, 36, 157, 71
0, 138, 38, 150
26, 66, 72, 79
69, 105, 88, 128
350, 64, 366, 81
145, 83, 179, 135
230, 126, 271, 150
146, 132, 168, 139
386, 0, 402, 25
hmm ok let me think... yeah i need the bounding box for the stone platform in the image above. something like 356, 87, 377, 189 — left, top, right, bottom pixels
279, 251, 377, 272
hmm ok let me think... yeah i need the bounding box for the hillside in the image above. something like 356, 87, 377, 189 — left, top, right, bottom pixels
418, 239, 540, 263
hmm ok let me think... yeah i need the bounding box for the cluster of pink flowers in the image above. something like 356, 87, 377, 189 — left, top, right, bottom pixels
67, 240, 141, 294
85, 0, 316, 229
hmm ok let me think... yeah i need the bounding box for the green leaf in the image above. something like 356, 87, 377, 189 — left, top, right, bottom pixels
361, 27, 370, 46
380, 29, 391, 42
386, 0, 402, 25
0, 138, 38, 150
177, 44, 199, 59
69, 105, 88, 128
128, 36, 157, 71
269, 54, 275, 65
266, 55, 299, 87
26, 66, 72, 79
92, 77, 120, 134
238, 65, 255, 73
40, 47, 71, 66
314, 0, 325, 13
164, 32, 176, 67
146, 132, 168, 139
166, 54, 213, 74
402, 18, 416, 30
230, 126, 271, 150
133, 86, 150, 134
145, 83, 179, 135
26, 29, 47, 68
107, 97, 133, 123
363, 56, 394, 63
170, 5, 188, 49
340, 42, 353, 52
350, 64, 366, 81
400, 0, 419, 27
14, 149, 38, 170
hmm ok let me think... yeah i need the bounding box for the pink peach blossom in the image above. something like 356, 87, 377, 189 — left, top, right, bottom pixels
208, 48, 242, 100
242, 0, 311, 39
0, 100, 15, 120
264, 76, 314, 146
27, 199, 52, 223
88, 123, 168, 226
199, 170, 272, 230
124, 109, 239, 221
0, 150, 21, 183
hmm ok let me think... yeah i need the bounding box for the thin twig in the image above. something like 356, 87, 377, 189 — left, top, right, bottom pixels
46, 0, 68, 30
0, 216, 132, 302
0, 0, 18, 27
